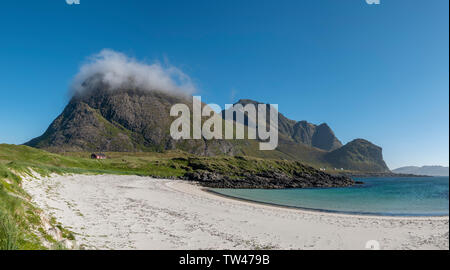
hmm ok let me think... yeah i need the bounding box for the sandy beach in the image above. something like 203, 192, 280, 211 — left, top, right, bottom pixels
22, 174, 449, 250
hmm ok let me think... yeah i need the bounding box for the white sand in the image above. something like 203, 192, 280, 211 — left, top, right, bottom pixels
22, 174, 449, 250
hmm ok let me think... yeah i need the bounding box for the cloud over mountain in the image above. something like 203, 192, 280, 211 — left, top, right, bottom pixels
71, 49, 196, 95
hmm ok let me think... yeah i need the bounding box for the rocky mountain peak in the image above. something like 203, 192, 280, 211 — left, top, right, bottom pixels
25, 91, 389, 173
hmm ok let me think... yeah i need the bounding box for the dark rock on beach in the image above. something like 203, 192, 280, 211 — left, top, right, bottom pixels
184, 167, 355, 189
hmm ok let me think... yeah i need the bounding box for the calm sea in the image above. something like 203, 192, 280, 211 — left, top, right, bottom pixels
211, 177, 449, 216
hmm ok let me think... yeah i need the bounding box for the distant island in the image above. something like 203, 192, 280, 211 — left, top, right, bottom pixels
392, 166, 449, 177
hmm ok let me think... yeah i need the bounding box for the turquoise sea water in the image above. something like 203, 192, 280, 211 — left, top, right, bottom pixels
211, 177, 449, 216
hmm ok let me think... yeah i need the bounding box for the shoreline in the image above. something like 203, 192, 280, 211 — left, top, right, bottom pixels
169, 181, 449, 221
22, 175, 450, 250
203, 188, 449, 219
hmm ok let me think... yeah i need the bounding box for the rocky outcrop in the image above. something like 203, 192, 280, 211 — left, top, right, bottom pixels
182, 156, 355, 189
184, 170, 354, 189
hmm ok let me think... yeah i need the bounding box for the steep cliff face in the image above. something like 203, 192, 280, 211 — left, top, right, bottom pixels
25, 99, 141, 152
311, 123, 343, 151
224, 99, 343, 151
325, 139, 390, 172
288, 122, 342, 151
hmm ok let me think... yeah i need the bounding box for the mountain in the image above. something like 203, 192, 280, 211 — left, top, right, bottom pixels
221, 99, 388, 172
392, 166, 449, 177
26, 84, 236, 156
324, 139, 389, 172
226, 99, 342, 151
25, 83, 389, 173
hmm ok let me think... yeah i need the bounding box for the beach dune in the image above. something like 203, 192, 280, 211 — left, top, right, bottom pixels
22, 175, 449, 250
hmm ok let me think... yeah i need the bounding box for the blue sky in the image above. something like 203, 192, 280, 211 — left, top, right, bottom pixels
0, 0, 448, 169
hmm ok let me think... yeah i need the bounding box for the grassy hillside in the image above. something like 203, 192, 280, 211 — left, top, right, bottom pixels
0, 144, 189, 178
0, 144, 188, 250
0, 162, 74, 250
1, 143, 360, 185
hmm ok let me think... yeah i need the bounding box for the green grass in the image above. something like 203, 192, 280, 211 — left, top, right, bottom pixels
0, 144, 189, 179
0, 165, 47, 250
186, 155, 310, 177
0, 207, 19, 250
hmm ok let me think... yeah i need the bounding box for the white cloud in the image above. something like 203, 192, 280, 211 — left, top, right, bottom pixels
71, 49, 196, 95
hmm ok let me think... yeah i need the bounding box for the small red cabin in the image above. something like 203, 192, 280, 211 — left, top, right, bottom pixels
91, 153, 107, 160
